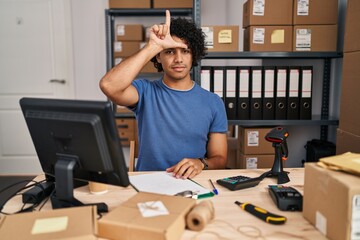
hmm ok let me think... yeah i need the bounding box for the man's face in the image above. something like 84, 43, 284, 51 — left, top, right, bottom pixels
156, 36, 193, 81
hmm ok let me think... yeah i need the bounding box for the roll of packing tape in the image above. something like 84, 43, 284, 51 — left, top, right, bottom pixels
186, 200, 215, 231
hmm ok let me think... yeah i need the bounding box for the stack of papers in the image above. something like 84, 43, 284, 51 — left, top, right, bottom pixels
129, 172, 213, 199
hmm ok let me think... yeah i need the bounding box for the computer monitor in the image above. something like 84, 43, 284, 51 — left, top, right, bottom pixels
20, 97, 130, 212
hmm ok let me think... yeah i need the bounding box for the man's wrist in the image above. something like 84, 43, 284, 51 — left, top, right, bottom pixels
198, 158, 208, 170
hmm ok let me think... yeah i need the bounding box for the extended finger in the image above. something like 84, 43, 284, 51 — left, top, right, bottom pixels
165, 10, 171, 26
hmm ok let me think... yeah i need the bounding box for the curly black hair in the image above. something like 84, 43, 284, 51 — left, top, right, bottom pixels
150, 17, 207, 72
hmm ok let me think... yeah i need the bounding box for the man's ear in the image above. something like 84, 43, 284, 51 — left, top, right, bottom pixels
156, 53, 161, 63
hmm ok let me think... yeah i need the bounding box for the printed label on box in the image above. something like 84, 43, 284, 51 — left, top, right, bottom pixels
246, 157, 258, 169
202, 27, 214, 49
297, 0, 309, 16
253, 28, 265, 44
114, 42, 122, 52
252, 0, 265, 16
138, 201, 169, 218
247, 131, 259, 146
315, 211, 327, 235
31, 216, 68, 234
351, 195, 360, 240
296, 29, 311, 51
115, 58, 123, 65
117, 25, 125, 36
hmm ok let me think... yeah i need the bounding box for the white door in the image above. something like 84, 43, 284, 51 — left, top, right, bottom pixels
0, 0, 74, 174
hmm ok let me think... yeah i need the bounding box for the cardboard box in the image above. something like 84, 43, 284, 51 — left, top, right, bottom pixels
109, 0, 151, 9
293, 0, 338, 25
153, 0, 193, 8
202, 26, 239, 52
114, 41, 141, 57
98, 192, 196, 240
303, 163, 360, 240
244, 25, 293, 52
293, 25, 337, 52
344, 0, 360, 52
336, 129, 360, 155
339, 51, 360, 135
239, 153, 277, 169
0, 206, 97, 239
242, 0, 293, 28
116, 24, 144, 41
238, 127, 274, 154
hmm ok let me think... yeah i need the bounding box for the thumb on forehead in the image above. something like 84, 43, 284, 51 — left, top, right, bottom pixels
165, 10, 171, 26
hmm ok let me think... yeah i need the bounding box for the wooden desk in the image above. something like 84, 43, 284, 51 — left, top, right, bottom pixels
2, 168, 327, 240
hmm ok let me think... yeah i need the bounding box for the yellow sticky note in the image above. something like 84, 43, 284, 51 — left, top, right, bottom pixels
271, 30, 285, 44
31, 216, 68, 235
218, 29, 232, 43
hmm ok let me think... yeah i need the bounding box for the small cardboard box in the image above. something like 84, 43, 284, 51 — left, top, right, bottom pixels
303, 163, 360, 240
339, 51, 360, 136
293, 0, 338, 25
109, 0, 151, 9
243, 0, 293, 28
202, 26, 239, 52
344, 0, 360, 53
0, 206, 97, 239
239, 153, 277, 169
238, 127, 274, 154
336, 129, 360, 155
116, 24, 144, 41
153, 0, 193, 8
293, 25, 337, 52
244, 25, 293, 52
114, 41, 141, 57
98, 192, 196, 240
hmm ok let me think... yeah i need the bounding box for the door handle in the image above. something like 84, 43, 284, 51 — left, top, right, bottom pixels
49, 79, 66, 84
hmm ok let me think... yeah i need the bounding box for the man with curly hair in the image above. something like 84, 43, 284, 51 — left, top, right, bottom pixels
100, 10, 227, 178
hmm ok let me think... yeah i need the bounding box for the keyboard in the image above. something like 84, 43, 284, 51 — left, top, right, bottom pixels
217, 174, 265, 191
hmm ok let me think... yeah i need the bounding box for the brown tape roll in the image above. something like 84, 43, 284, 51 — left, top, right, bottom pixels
186, 200, 215, 231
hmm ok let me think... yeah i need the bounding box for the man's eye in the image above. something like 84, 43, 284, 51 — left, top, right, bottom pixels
183, 49, 191, 54
165, 50, 174, 54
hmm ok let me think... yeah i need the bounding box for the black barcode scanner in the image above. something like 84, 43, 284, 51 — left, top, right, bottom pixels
262, 127, 290, 184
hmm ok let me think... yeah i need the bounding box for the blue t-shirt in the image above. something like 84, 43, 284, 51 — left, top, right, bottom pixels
131, 78, 228, 171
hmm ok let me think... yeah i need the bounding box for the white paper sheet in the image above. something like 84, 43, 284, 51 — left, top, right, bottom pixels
129, 172, 211, 197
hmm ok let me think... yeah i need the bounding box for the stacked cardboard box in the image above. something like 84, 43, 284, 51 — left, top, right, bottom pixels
337, 0, 360, 154
242, 0, 293, 52
236, 127, 278, 169
202, 25, 240, 52
242, 0, 339, 52
292, 0, 338, 52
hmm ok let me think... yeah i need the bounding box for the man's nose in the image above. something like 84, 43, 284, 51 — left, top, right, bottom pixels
174, 51, 183, 62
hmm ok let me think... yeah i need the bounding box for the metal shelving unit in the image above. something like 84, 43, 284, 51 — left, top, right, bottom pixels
195, 51, 343, 140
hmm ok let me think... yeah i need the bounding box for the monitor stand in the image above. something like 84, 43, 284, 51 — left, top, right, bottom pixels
50, 154, 108, 214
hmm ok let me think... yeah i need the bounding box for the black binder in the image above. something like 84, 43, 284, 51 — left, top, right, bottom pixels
287, 67, 300, 120
275, 67, 288, 120
200, 66, 211, 91
213, 67, 225, 101
262, 66, 275, 120
238, 67, 250, 120
225, 67, 237, 120
250, 67, 263, 120
299, 66, 313, 119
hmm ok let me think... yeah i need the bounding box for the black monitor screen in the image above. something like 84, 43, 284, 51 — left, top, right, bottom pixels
20, 97, 130, 212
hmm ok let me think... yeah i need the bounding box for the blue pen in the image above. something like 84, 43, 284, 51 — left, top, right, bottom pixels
209, 179, 218, 195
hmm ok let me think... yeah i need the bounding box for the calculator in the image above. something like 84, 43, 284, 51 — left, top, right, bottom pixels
216, 175, 263, 191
